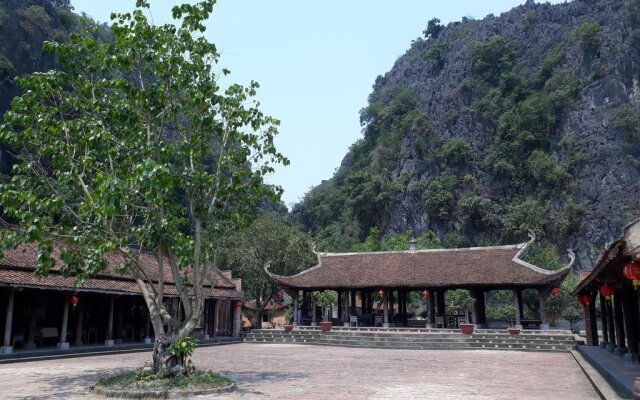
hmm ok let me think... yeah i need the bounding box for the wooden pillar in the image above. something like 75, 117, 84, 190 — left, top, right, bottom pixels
513, 289, 522, 327
389, 290, 395, 324
105, 296, 114, 346
233, 300, 241, 337
350, 290, 356, 315
1, 288, 15, 354
337, 291, 342, 320
74, 304, 84, 346
428, 291, 436, 326
605, 295, 616, 352
473, 289, 486, 327
203, 299, 209, 339
59, 294, 70, 350
311, 296, 317, 326
213, 299, 220, 336
600, 293, 609, 346
588, 297, 599, 346
622, 285, 638, 361
293, 293, 299, 326
383, 289, 389, 327
26, 296, 38, 349
436, 290, 445, 317
538, 289, 549, 330
613, 289, 627, 356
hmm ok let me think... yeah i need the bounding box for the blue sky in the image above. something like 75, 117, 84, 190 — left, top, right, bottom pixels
71, 0, 565, 208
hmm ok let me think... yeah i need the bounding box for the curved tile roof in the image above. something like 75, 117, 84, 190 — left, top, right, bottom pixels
267, 241, 571, 290
0, 242, 242, 299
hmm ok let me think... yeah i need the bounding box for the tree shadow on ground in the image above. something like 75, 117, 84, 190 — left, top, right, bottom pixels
218, 370, 309, 395
21, 367, 130, 399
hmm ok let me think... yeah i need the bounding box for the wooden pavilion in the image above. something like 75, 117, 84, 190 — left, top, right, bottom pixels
266, 233, 572, 330
572, 218, 640, 362
0, 242, 244, 355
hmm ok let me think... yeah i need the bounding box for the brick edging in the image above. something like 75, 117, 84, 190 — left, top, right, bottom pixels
92, 382, 236, 398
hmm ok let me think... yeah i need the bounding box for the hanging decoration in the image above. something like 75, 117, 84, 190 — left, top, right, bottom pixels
577, 294, 593, 306
551, 287, 560, 298
600, 283, 615, 300
623, 261, 640, 289
422, 290, 430, 298
378, 289, 385, 298
70, 295, 79, 310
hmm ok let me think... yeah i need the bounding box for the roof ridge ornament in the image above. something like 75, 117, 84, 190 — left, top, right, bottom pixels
566, 249, 576, 269
526, 230, 536, 244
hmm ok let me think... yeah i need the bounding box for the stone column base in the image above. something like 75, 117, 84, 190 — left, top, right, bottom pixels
425, 323, 433, 329
104, 339, 114, 347
343, 323, 349, 327
474, 324, 486, 329
24, 342, 37, 350
599, 342, 608, 349
202, 334, 210, 340
540, 324, 550, 330
143, 338, 152, 345
606, 343, 616, 352
624, 352, 639, 363
57, 342, 69, 350
311, 322, 317, 327
0, 346, 13, 355
382, 323, 389, 328
615, 347, 628, 357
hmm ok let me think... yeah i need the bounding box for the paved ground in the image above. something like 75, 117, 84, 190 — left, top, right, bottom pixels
0, 343, 600, 399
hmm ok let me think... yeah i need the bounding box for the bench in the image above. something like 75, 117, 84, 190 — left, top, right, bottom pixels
37, 327, 59, 345
511, 319, 542, 329
407, 319, 428, 328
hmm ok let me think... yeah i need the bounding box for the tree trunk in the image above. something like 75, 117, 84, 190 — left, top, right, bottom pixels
152, 335, 180, 377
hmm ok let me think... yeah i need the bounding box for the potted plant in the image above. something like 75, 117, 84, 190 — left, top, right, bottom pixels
459, 323, 474, 335
314, 290, 337, 333
507, 325, 521, 335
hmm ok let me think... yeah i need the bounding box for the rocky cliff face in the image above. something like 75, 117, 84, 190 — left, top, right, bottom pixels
293, 0, 640, 270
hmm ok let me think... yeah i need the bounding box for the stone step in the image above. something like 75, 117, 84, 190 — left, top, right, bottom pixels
245, 333, 575, 344
244, 335, 574, 347
249, 330, 574, 339
244, 336, 574, 352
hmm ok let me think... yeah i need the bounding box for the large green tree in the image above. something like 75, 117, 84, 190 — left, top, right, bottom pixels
221, 213, 315, 328
0, 0, 286, 376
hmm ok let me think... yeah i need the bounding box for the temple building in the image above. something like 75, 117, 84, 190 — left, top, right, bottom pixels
572, 218, 640, 362
266, 233, 571, 329
0, 242, 244, 355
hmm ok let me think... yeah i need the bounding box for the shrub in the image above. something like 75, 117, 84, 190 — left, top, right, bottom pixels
442, 232, 470, 248
423, 18, 444, 39
612, 105, 640, 145
440, 138, 472, 164
572, 19, 602, 53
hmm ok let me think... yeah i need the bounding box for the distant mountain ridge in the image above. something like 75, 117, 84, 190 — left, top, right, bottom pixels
292, 0, 640, 270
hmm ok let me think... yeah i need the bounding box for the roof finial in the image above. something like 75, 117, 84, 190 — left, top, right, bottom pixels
526, 230, 536, 244
565, 249, 576, 269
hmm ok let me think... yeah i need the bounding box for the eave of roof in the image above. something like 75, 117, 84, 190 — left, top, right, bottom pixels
0, 242, 243, 299
266, 234, 572, 290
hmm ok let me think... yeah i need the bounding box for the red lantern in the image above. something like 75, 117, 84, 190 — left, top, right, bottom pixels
422, 290, 430, 298
600, 283, 615, 300
69, 295, 79, 310
276, 290, 284, 298
577, 294, 592, 306
378, 289, 385, 298
551, 288, 560, 298
235, 300, 242, 308
623, 261, 640, 288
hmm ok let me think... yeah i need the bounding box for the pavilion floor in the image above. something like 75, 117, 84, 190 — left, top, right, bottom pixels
577, 344, 640, 398
0, 336, 241, 364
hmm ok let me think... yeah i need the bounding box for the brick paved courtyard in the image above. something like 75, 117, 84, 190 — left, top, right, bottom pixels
0, 343, 599, 399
